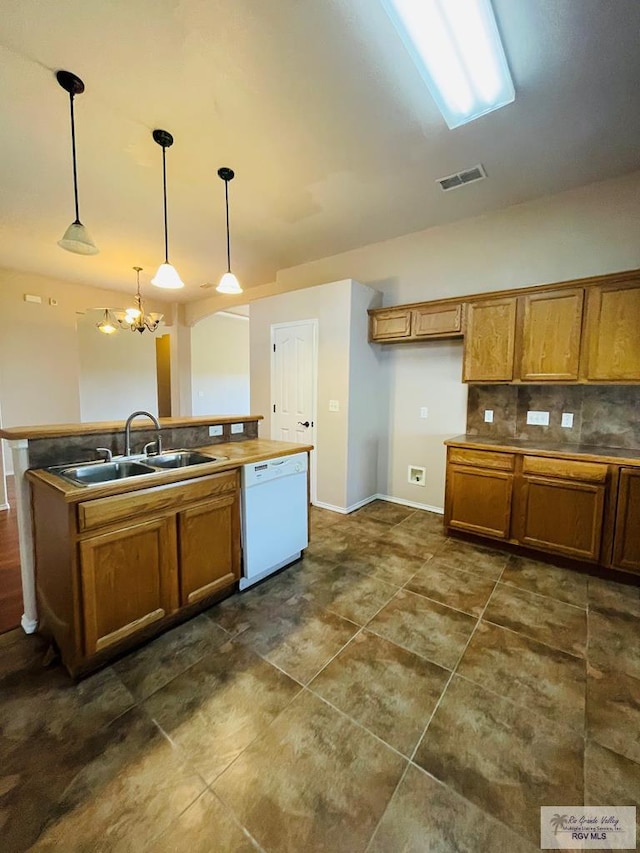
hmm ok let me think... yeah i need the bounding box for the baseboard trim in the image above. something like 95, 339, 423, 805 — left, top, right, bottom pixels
312, 494, 444, 515
0, 502, 9, 512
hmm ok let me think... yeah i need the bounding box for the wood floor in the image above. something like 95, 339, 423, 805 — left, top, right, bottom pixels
0, 476, 22, 634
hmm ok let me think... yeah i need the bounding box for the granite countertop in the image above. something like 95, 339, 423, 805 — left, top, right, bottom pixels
27, 439, 313, 503
0, 414, 263, 441
445, 434, 640, 466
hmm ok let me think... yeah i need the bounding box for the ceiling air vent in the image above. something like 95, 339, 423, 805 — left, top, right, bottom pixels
437, 164, 487, 192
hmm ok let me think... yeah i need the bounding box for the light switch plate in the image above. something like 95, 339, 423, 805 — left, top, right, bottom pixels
484, 409, 494, 423
208, 425, 223, 437
329, 400, 340, 412
230, 423, 244, 434
420, 407, 429, 419
526, 410, 550, 426
561, 412, 574, 428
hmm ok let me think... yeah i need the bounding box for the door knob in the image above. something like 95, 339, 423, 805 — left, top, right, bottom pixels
297, 421, 310, 428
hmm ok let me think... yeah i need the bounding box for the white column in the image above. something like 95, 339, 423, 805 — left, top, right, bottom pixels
10, 439, 38, 633
0, 442, 8, 511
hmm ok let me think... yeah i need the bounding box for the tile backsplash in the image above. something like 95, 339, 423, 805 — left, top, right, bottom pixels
467, 385, 640, 449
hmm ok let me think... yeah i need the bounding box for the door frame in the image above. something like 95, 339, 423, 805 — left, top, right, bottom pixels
270, 319, 319, 503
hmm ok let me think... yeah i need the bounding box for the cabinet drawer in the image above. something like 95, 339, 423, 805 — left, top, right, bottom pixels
522, 456, 607, 483
78, 470, 239, 532
448, 447, 515, 471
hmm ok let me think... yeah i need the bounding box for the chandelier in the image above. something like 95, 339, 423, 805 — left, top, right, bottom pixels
96, 267, 163, 335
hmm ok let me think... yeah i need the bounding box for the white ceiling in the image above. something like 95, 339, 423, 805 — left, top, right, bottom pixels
1, 0, 640, 304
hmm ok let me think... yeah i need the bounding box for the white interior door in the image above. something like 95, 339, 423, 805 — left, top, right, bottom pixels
271, 320, 318, 499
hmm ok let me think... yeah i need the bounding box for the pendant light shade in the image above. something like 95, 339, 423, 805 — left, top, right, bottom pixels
216, 167, 242, 295
56, 70, 98, 256
151, 129, 184, 289
96, 309, 117, 335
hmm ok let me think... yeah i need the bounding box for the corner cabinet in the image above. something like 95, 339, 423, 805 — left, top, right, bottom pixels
31, 470, 241, 676
369, 301, 463, 343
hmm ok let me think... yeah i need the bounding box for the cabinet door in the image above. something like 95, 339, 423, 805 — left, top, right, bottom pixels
519, 288, 584, 381
412, 303, 462, 339
517, 476, 605, 561
80, 516, 178, 655
463, 297, 517, 382
612, 468, 640, 574
369, 308, 412, 342
446, 466, 513, 539
178, 493, 240, 605
584, 282, 640, 380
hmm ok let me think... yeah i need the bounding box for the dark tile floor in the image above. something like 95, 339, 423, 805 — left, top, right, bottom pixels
1, 500, 640, 852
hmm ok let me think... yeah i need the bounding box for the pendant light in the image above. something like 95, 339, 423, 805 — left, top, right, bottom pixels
116, 267, 164, 333
56, 70, 98, 255
96, 309, 117, 335
216, 167, 243, 295
151, 129, 184, 289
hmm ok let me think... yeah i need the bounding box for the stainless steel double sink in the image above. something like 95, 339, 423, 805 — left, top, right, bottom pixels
49, 450, 227, 487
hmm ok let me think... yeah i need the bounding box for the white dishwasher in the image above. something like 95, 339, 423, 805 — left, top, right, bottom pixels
240, 451, 309, 590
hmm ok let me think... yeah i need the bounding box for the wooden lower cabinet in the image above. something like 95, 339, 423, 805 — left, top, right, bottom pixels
445, 450, 514, 539
444, 446, 624, 568
178, 493, 241, 605
32, 470, 241, 676
612, 468, 640, 573
516, 476, 606, 561
80, 516, 178, 655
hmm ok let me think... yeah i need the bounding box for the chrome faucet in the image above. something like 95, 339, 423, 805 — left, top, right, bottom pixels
124, 411, 163, 457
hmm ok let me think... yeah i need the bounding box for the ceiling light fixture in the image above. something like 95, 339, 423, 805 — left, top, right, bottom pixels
216, 167, 243, 295
380, 0, 514, 129
56, 70, 99, 255
151, 130, 184, 289
116, 267, 164, 333
96, 309, 117, 335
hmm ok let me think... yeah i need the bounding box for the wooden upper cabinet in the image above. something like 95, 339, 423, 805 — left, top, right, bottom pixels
412, 303, 462, 339
369, 302, 463, 343
519, 288, 584, 381
369, 308, 412, 342
462, 297, 517, 382
584, 281, 640, 380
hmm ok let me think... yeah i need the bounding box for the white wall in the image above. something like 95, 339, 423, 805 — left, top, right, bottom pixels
345, 281, 385, 507
191, 313, 250, 415
77, 314, 158, 421
250, 280, 354, 508
264, 171, 640, 510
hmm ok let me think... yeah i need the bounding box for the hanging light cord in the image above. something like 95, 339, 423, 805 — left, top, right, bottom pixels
224, 178, 231, 272
68, 91, 81, 225
162, 145, 169, 263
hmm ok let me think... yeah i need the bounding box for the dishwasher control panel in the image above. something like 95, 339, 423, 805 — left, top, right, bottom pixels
243, 452, 308, 487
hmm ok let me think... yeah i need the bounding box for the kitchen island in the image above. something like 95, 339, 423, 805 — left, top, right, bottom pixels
0, 415, 312, 675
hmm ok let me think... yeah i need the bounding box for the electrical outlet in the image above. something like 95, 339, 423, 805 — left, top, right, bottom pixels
208, 425, 223, 437
484, 409, 494, 423
420, 407, 429, 419
230, 423, 244, 434
526, 410, 550, 426
329, 400, 340, 412
561, 412, 574, 429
